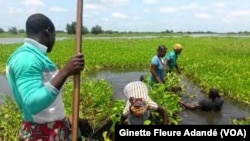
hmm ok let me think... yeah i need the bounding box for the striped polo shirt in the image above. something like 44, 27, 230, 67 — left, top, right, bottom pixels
6, 38, 65, 123
122, 81, 158, 116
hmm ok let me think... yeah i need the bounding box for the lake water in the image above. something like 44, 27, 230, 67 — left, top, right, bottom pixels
0, 74, 13, 104
1, 35, 250, 44
87, 69, 250, 125
0, 37, 68, 44
0, 74, 11, 95
1, 69, 250, 125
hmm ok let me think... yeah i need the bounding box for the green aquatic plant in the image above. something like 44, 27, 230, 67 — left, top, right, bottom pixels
232, 116, 250, 125
0, 95, 20, 140
1, 35, 250, 141
149, 73, 183, 125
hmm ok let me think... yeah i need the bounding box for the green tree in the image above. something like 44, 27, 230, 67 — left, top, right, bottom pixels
82, 26, 89, 34
0, 28, 4, 33
105, 30, 113, 34
91, 25, 103, 34
8, 27, 17, 34
18, 29, 25, 33
66, 22, 76, 34
66, 22, 89, 35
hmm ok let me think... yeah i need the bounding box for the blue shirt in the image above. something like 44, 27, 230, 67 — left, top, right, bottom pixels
149, 55, 165, 85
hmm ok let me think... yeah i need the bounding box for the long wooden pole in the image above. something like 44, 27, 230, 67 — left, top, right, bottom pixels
71, 0, 83, 140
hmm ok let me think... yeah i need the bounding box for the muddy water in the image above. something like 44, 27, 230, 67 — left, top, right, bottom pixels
0, 74, 12, 104
87, 68, 150, 100
1, 69, 250, 124
87, 69, 250, 125
179, 77, 250, 124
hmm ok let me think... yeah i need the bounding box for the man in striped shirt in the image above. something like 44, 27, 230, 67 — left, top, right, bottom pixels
120, 81, 168, 125
6, 13, 84, 140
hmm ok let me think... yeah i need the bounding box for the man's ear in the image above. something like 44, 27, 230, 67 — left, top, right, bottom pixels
43, 28, 50, 36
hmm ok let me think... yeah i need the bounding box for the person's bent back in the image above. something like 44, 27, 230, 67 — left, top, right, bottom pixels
180, 88, 224, 112
120, 81, 168, 125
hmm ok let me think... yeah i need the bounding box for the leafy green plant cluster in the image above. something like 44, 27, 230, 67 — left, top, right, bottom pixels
1, 36, 250, 141
149, 73, 183, 125
60, 76, 124, 130
0, 95, 20, 141
0, 43, 21, 73
180, 37, 250, 104
231, 117, 250, 125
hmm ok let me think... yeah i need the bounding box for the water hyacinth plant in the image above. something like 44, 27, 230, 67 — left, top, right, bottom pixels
0, 35, 250, 140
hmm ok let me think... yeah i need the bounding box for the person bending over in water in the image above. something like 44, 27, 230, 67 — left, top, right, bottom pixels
163, 43, 183, 74
120, 81, 168, 125
180, 88, 224, 112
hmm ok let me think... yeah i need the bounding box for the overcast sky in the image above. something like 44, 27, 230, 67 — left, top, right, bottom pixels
0, 0, 250, 33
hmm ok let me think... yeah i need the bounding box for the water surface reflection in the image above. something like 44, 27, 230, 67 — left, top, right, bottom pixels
87, 69, 250, 125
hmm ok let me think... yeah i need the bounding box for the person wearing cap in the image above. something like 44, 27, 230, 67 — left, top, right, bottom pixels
120, 81, 168, 125
149, 45, 167, 86
163, 43, 183, 74
180, 88, 224, 112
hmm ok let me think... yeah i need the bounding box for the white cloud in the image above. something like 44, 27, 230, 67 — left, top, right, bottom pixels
23, 0, 44, 6
7, 7, 24, 14
84, 14, 90, 18
1, 0, 249, 32
214, 2, 226, 9
27, 8, 38, 13
180, 3, 206, 10
132, 16, 141, 20
230, 10, 250, 17
160, 7, 176, 13
143, 0, 159, 4
85, 3, 100, 10
214, 9, 225, 14
102, 18, 109, 21
194, 13, 212, 20
49, 7, 69, 12
222, 19, 232, 24
101, 0, 129, 6
112, 12, 127, 19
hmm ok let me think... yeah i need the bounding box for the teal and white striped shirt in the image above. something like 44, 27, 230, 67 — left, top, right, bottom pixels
6, 38, 65, 123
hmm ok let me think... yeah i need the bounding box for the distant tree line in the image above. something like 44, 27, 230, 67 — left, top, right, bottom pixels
0, 27, 25, 34
66, 22, 105, 34
0, 22, 107, 35
1, 24, 250, 35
